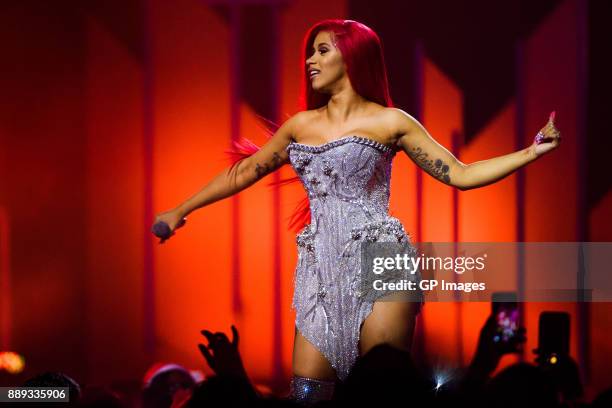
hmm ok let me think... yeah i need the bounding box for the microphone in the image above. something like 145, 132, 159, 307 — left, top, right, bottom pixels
151, 217, 186, 242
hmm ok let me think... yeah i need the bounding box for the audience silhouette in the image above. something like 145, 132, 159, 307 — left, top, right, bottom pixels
14, 310, 606, 408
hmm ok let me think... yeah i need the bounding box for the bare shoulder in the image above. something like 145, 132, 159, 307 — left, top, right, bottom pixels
289, 110, 318, 127
285, 109, 322, 140
299, 108, 326, 121
271, 111, 310, 141
382, 107, 420, 135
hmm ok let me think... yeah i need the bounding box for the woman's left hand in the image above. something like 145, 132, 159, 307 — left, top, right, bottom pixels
532, 111, 562, 157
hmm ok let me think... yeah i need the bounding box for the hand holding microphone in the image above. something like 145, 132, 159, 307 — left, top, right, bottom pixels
152, 209, 187, 244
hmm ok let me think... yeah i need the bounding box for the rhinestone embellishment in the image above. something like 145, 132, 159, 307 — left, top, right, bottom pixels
287, 135, 395, 155
296, 225, 315, 253
293, 152, 313, 174
322, 159, 334, 176
317, 281, 327, 300
350, 218, 407, 243
309, 176, 321, 186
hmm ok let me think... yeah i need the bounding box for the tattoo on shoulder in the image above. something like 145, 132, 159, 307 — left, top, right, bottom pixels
408, 147, 451, 184
254, 152, 283, 180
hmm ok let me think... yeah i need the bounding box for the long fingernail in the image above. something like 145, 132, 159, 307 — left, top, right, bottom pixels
550, 111, 556, 121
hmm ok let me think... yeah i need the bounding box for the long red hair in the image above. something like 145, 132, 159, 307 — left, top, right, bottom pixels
227, 19, 394, 233
300, 19, 394, 110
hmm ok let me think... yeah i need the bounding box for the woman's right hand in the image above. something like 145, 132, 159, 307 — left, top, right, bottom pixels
152, 208, 187, 243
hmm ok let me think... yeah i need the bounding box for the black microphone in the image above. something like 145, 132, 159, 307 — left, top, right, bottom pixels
151, 218, 186, 242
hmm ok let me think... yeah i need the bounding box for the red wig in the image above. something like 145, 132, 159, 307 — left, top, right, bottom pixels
227, 20, 394, 233
299, 19, 394, 110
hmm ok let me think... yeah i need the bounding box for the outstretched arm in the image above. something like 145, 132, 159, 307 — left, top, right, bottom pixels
152, 112, 299, 239
175, 114, 297, 218
390, 108, 561, 191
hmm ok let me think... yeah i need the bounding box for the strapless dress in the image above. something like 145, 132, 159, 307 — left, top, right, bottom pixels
286, 135, 424, 381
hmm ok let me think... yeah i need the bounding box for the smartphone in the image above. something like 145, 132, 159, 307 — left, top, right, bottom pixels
537, 311, 570, 365
491, 292, 519, 343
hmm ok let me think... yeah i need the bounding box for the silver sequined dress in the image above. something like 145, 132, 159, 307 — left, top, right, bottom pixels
286, 135, 424, 382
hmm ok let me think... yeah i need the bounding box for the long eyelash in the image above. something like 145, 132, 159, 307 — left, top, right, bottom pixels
309, 48, 327, 54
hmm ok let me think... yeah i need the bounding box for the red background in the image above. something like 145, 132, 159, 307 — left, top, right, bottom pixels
0, 0, 610, 400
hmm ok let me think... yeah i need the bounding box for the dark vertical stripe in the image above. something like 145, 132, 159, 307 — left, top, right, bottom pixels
230, 4, 243, 315
270, 5, 283, 389
412, 39, 426, 364
414, 40, 424, 244
451, 130, 464, 364
0, 208, 10, 350
576, 0, 590, 384
143, 0, 155, 357
514, 39, 526, 363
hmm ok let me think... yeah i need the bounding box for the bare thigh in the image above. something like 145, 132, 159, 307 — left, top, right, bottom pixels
292, 327, 338, 381
358, 299, 419, 356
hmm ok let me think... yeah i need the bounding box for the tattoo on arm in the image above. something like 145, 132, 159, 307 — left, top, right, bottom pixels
254, 152, 283, 180
408, 147, 451, 184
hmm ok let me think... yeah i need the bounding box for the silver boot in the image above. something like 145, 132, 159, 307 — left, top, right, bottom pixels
289, 375, 336, 406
